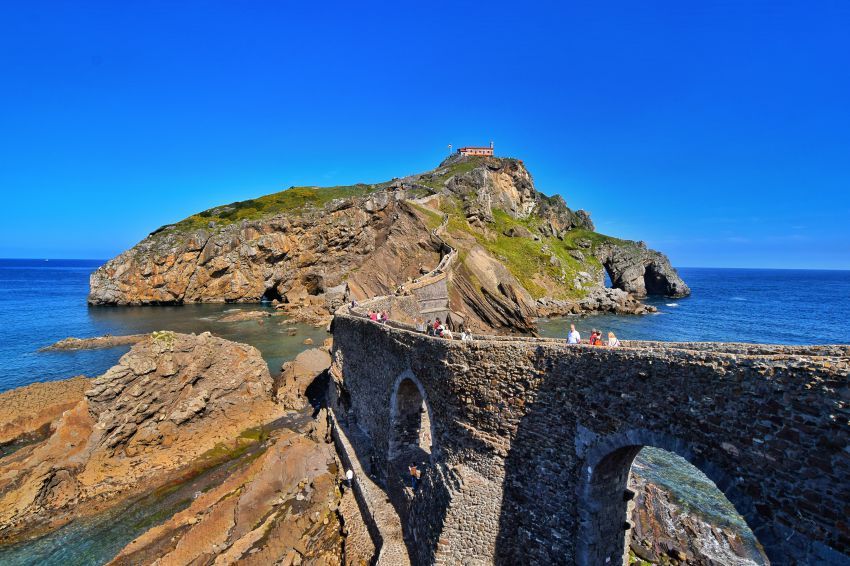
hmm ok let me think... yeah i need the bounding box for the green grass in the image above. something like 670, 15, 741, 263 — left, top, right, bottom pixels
416, 156, 486, 190
441, 198, 621, 300
408, 202, 444, 231
170, 183, 386, 232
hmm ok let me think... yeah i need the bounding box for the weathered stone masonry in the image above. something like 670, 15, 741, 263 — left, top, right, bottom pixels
328, 314, 850, 565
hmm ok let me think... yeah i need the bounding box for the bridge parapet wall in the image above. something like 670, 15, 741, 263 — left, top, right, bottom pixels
330, 313, 850, 565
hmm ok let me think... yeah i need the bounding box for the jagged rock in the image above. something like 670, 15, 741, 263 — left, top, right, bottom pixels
629, 471, 768, 565
0, 376, 90, 448
276, 348, 332, 409
88, 192, 443, 308
597, 242, 690, 298
0, 332, 283, 545
217, 310, 272, 322
40, 334, 146, 351
108, 428, 344, 566
503, 226, 534, 239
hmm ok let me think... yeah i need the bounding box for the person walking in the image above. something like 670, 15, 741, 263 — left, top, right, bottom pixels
567, 324, 581, 344
409, 464, 420, 489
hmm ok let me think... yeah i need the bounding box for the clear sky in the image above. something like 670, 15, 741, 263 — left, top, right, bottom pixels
1, 1, 848, 268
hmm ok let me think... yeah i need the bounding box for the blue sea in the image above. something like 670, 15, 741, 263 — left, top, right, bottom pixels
539, 266, 850, 344
0, 260, 847, 565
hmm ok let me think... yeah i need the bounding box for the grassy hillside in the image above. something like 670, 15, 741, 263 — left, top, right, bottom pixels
437, 195, 630, 300
169, 183, 389, 232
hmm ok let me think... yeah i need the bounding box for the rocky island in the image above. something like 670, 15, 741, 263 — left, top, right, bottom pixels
88, 155, 688, 333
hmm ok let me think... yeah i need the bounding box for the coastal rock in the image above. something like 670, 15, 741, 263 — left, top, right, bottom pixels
0, 376, 90, 449
108, 428, 346, 566
40, 334, 146, 351
536, 288, 657, 317
88, 191, 443, 309
0, 332, 283, 544
217, 309, 272, 323
629, 472, 768, 565
277, 348, 332, 409
597, 242, 690, 298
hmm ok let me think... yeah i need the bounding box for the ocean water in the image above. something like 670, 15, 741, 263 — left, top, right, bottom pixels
0, 259, 328, 393
538, 267, 850, 344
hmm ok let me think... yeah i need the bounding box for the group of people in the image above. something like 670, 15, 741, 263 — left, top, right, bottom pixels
567, 324, 621, 347
367, 310, 389, 324
415, 317, 473, 342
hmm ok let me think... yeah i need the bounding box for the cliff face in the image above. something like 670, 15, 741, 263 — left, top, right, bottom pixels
89, 190, 441, 306
89, 156, 689, 333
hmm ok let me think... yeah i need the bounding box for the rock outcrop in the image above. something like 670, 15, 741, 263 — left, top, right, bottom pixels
88, 191, 442, 307
0, 376, 90, 451
276, 347, 333, 409
89, 155, 689, 334
629, 473, 768, 565
40, 334, 146, 351
0, 331, 284, 544
108, 426, 347, 566
597, 241, 691, 298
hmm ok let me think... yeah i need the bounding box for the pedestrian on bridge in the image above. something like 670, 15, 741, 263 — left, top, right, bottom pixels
567, 324, 581, 344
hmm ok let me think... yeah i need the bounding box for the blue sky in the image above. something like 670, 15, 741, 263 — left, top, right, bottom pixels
1, 1, 848, 268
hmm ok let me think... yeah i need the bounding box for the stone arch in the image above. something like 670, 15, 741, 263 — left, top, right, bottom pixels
575, 429, 768, 566
387, 370, 435, 464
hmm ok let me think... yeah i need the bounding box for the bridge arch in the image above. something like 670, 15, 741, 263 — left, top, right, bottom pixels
576, 429, 766, 566
387, 370, 435, 465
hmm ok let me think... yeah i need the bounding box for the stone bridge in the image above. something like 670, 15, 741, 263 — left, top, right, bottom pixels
327, 312, 850, 565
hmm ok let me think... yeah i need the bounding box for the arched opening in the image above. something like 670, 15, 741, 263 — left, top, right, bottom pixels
643, 263, 668, 296
578, 435, 768, 566
262, 286, 283, 303
388, 376, 433, 464
599, 260, 617, 289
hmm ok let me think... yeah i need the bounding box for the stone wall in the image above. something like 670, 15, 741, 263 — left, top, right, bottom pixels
329, 314, 850, 565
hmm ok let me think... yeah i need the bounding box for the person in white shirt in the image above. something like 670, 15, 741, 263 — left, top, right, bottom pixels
607, 331, 621, 347
567, 324, 581, 344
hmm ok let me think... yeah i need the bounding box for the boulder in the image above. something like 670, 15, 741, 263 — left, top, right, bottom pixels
276, 348, 332, 409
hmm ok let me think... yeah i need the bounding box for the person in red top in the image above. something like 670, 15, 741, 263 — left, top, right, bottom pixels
589, 329, 603, 346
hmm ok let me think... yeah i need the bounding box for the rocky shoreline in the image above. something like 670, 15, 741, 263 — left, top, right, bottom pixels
0, 330, 376, 565
40, 334, 147, 351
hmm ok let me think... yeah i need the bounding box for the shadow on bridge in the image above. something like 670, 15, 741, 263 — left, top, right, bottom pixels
491, 344, 849, 565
